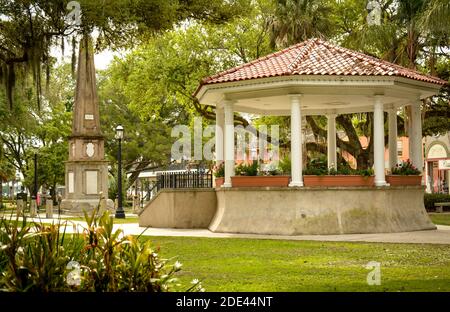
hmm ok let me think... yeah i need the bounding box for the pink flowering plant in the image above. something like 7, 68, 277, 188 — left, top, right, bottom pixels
391, 159, 421, 175
213, 162, 225, 177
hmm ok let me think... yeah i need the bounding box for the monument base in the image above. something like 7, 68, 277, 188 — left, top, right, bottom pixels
60, 198, 115, 216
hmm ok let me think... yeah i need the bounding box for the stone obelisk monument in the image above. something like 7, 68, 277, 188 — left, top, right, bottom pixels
61, 36, 114, 214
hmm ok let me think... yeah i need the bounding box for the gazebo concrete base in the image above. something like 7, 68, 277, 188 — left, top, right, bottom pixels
210, 186, 436, 235
138, 189, 216, 228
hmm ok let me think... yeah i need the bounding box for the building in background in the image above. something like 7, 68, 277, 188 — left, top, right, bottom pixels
342, 133, 450, 195
424, 134, 450, 194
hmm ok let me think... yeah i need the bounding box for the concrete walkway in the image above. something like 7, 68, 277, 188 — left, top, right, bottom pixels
119, 224, 450, 245
3, 213, 450, 245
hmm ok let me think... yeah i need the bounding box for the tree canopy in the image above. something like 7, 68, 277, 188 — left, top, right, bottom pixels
0, 0, 448, 190
0, 0, 251, 108
264, 0, 449, 168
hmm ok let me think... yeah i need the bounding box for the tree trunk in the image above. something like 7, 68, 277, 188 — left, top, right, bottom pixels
407, 22, 419, 70
125, 161, 163, 187
429, 45, 437, 76
305, 114, 379, 170
51, 183, 57, 204
10, 179, 14, 200
0, 181, 3, 208
302, 116, 308, 169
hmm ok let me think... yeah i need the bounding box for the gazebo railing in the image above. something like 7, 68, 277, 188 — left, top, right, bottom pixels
156, 172, 213, 191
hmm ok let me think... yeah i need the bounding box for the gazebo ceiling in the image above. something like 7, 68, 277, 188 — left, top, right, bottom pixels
195, 38, 446, 116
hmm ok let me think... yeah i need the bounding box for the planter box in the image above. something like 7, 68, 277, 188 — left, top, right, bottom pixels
231, 176, 290, 187
215, 177, 224, 188
386, 175, 422, 186
303, 175, 374, 187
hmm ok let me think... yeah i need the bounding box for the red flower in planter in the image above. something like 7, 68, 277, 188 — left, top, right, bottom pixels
391, 160, 421, 176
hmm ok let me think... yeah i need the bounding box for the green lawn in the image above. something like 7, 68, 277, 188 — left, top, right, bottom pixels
0, 214, 139, 225
429, 213, 450, 226
148, 236, 450, 292
62, 216, 139, 224
113, 216, 139, 224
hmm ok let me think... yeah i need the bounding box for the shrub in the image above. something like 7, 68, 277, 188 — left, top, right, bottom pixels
0, 203, 203, 292
353, 168, 375, 177
424, 193, 450, 212
278, 156, 291, 175
213, 162, 225, 178
391, 159, 421, 175
303, 158, 328, 176
302, 159, 374, 176
0, 217, 84, 291
235, 162, 258, 176
0, 199, 14, 210
260, 163, 280, 176
79, 209, 191, 292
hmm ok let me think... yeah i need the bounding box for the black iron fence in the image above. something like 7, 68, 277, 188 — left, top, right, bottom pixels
156, 172, 213, 191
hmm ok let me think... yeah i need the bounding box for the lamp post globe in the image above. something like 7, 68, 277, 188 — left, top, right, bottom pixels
115, 125, 125, 219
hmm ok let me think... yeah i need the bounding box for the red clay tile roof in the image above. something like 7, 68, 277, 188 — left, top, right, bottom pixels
197, 38, 447, 92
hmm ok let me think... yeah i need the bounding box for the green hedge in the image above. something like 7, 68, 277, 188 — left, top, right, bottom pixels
424, 194, 450, 212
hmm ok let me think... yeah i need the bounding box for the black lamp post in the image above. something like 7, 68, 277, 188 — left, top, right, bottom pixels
115, 125, 125, 219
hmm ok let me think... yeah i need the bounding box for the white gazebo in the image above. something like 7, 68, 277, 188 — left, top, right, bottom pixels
192, 38, 446, 235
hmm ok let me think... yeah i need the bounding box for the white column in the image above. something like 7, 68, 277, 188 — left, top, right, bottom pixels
425, 161, 431, 193
388, 107, 398, 170
409, 101, 423, 172
223, 100, 235, 187
327, 114, 337, 169
215, 104, 224, 164
407, 106, 414, 166
373, 96, 386, 186
448, 170, 450, 195
301, 115, 307, 170
289, 95, 303, 187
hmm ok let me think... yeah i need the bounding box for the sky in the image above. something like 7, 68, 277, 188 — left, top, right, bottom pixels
50, 36, 120, 71
51, 45, 116, 71
94, 50, 116, 70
